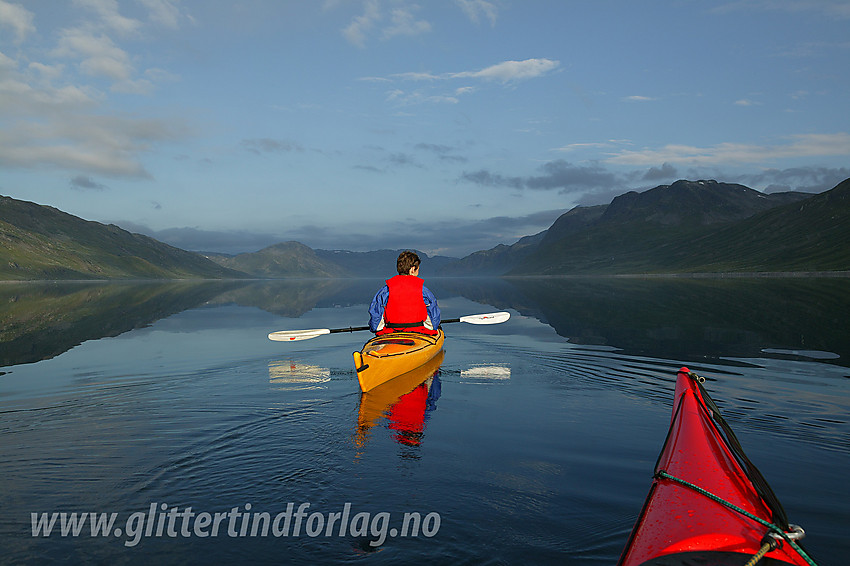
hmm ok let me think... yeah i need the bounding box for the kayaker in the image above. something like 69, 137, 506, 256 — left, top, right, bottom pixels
369, 250, 441, 336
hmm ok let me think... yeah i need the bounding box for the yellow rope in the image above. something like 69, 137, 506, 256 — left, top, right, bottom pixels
743, 542, 773, 566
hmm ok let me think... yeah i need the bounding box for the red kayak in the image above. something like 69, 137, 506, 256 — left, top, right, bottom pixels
618, 367, 817, 566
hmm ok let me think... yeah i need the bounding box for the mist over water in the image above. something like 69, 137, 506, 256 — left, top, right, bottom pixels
2, 278, 848, 564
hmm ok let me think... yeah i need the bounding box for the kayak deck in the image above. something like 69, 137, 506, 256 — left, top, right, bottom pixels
618, 367, 815, 566
353, 329, 445, 392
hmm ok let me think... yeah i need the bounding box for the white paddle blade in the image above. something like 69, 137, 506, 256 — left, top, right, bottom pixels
268, 328, 331, 342
459, 311, 511, 325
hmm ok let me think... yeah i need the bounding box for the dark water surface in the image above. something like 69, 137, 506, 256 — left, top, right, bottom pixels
1, 277, 848, 564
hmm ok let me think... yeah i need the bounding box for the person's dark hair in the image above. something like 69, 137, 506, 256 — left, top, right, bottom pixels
396, 250, 420, 275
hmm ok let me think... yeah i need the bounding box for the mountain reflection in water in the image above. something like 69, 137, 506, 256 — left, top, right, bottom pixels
1, 276, 848, 369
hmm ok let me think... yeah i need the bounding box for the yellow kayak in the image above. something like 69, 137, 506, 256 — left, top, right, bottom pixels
352, 330, 445, 392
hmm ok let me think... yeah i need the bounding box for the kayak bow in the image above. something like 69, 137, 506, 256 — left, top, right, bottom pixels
619, 367, 816, 566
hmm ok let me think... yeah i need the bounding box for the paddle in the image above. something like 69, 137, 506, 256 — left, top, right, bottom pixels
268, 311, 510, 342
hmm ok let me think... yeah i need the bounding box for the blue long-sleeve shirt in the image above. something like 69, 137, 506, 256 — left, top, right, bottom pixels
369, 282, 441, 332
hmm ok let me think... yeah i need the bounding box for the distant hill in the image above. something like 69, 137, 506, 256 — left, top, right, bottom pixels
436, 231, 547, 276
208, 245, 458, 279
207, 242, 351, 278
437, 205, 606, 276
510, 179, 846, 275
314, 248, 458, 277
0, 195, 245, 280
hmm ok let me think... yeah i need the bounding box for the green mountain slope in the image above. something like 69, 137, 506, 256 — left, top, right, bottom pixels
668, 177, 850, 272
0, 195, 246, 280
510, 179, 837, 275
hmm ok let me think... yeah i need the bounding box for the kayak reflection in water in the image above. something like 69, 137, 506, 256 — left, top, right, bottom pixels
388, 373, 442, 447
354, 351, 444, 451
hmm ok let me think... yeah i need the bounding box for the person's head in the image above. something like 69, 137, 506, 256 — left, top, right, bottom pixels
396, 250, 421, 275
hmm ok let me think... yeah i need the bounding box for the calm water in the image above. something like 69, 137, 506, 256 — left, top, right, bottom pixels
1, 277, 848, 565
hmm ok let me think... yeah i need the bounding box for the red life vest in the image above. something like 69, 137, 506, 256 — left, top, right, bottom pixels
378, 275, 438, 336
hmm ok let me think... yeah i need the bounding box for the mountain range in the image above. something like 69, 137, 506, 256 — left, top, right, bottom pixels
1, 177, 848, 280
440, 178, 849, 276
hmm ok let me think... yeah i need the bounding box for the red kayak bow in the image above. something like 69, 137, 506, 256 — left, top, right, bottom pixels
618, 367, 816, 566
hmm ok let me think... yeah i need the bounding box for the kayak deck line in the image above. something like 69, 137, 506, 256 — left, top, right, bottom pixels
652, 470, 813, 566
618, 367, 818, 566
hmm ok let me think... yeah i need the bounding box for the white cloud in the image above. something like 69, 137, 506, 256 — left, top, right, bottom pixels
0, 52, 189, 177
342, 1, 498, 46
452, 58, 560, 83
554, 142, 616, 152
73, 0, 142, 35
386, 88, 459, 105
456, 0, 499, 26
0, 137, 148, 177
111, 77, 155, 94
343, 1, 431, 46
38, 84, 98, 106
623, 95, 656, 102
0, 0, 35, 43
391, 58, 560, 84
382, 6, 431, 39
392, 70, 440, 81
0, 109, 188, 177
27, 61, 66, 82
0, 50, 17, 70
139, 0, 183, 29
378, 58, 558, 106
52, 28, 135, 81
605, 133, 850, 166
342, 0, 380, 47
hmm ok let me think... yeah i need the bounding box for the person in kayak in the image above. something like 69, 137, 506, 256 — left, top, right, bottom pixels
369, 250, 441, 336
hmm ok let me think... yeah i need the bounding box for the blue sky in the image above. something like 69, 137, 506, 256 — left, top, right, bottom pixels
1, 0, 849, 257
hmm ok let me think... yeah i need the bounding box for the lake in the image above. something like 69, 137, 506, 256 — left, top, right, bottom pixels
1, 277, 848, 565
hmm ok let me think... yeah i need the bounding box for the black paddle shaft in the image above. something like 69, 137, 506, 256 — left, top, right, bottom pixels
328, 325, 371, 334
329, 318, 461, 334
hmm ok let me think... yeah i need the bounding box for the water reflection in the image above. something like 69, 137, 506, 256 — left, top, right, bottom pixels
433, 276, 850, 366
214, 279, 365, 316
460, 365, 511, 381
268, 361, 331, 390
354, 350, 444, 451
2, 276, 848, 370
0, 279, 375, 368
0, 280, 243, 367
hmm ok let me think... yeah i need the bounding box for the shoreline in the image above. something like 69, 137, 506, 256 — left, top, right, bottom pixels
2, 271, 850, 283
